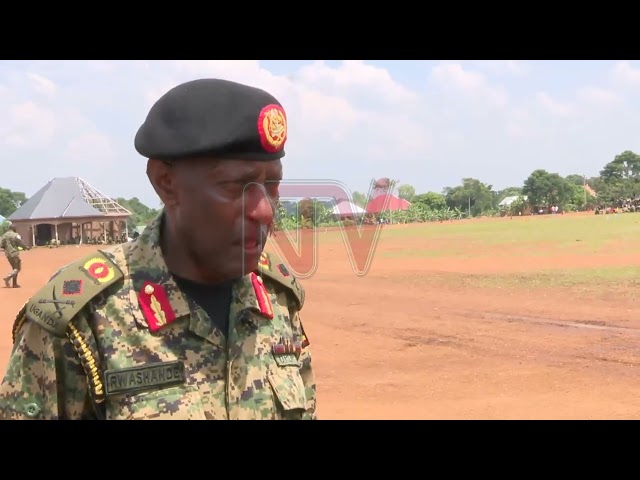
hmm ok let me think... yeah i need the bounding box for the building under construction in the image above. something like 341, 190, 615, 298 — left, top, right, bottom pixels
7, 177, 132, 247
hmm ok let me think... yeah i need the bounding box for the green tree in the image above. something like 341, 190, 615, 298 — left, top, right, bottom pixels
352, 191, 367, 208
443, 178, 494, 217
564, 174, 586, 187
596, 150, 640, 200
412, 192, 446, 210
116, 197, 160, 226
599, 150, 640, 182
522, 169, 573, 207
397, 184, 415, 201
0, 187, 28, 218
508, 195, 528, 216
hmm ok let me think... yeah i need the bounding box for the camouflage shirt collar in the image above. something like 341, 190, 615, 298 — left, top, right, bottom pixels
125, 211, 269, 332
125, 211, 191, 324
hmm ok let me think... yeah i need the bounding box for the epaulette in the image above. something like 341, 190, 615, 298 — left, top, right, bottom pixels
257, 250, 305, 310
24, 251, 124, 337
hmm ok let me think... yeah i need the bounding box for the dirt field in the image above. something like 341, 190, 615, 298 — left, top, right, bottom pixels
2, 212, 640, 419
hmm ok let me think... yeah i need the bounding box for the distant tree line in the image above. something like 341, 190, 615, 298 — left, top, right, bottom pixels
1, 149, 639, 236
370, 150, 640, 219
275, 150, 640, 229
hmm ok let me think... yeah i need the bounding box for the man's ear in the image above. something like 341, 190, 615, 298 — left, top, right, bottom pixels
146, 159, 179, 207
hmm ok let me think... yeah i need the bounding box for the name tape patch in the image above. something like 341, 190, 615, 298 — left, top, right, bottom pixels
273, 353, 300, 367
104, 361, 186, 396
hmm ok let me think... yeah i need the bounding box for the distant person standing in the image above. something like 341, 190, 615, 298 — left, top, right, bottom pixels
0, 225, 29, 288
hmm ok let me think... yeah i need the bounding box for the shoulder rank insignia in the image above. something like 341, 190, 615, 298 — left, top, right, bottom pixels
257, 251, 305, 310
138, 281, 176, 332
25, 251, 123, 337
251, 272, 274, 319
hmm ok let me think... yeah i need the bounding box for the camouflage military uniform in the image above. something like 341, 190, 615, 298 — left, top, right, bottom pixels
0, 213, 316, 420
1, 229, 28, 288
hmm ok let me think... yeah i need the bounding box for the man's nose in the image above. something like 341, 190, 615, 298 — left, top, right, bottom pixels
244, 185, 275, 224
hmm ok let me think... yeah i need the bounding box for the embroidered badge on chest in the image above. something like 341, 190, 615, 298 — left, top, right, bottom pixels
272, 336, 302, 367
138, 282, 177, 332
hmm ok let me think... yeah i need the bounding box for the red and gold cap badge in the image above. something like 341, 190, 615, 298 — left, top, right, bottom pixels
257, 104, 287, 153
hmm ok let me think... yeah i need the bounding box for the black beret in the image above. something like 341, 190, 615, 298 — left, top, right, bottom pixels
134, 78, 288, 161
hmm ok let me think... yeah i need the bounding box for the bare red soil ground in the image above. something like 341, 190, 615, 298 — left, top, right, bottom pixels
1, 214, 639, 419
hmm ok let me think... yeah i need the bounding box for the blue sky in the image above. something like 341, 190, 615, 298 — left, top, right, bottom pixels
1, 60, 639, 207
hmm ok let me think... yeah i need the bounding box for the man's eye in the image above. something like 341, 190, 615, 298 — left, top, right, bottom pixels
225, 182, 245, 193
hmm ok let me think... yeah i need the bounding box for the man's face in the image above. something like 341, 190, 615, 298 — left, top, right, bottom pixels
154, 157, 282, 283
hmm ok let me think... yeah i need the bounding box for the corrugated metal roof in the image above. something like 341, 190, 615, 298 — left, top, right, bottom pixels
498, 195, 527, 207
8, 177, 129, 221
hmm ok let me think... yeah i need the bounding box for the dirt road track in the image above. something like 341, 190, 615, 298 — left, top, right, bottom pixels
301, 252, 640, 420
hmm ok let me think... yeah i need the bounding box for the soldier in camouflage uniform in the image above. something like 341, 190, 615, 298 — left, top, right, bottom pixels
0, 78, 316, 420
1, 225, 29, 288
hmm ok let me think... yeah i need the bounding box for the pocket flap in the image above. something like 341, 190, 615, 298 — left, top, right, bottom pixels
267, 367, 307, 412
107, 384, 206, 420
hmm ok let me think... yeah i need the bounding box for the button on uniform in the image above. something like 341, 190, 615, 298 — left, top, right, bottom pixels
25, 402, 40, 418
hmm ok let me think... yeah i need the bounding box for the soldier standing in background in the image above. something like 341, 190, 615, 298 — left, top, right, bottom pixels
1, 225, 29, 288
0, 78, 316, 420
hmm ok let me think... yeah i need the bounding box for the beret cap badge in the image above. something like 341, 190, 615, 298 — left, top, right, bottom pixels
257, 104, 287, 153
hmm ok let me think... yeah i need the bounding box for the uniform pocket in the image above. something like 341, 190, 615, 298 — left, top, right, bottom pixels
107, 384, 207, 420
267, 367, 307, 419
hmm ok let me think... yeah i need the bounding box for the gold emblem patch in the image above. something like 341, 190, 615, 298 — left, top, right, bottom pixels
258, 104, 287, 152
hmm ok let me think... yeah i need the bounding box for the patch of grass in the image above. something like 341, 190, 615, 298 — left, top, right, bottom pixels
390, 266, 640, 302
270, 213, 640, 264
459, 265, 640, 289
388, 212, 639, 239
381, 246, 466, 259
380, 241, 606, 260
377, 213, 640, 259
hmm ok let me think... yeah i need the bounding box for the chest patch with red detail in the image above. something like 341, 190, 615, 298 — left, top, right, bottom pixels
251, 272, 274, 319
138, 281, 177, 332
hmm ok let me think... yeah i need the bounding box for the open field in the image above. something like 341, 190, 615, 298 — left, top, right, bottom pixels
2, 211, 640, 419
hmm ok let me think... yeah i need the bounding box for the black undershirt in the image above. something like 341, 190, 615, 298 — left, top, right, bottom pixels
171, 273, 235, 336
